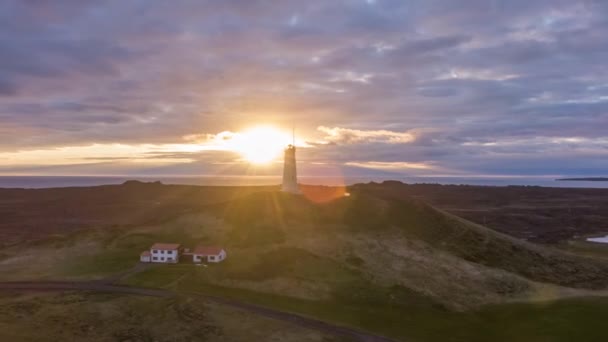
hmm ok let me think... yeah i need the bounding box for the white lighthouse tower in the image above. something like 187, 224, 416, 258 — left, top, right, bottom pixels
281, 128, 300, 194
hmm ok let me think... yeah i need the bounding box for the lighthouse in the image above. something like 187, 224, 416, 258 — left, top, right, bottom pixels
281, 129, 300, 194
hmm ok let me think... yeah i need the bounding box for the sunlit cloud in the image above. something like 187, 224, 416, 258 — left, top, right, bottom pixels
437, 68, 520, 81
329, 71, 374, 84
317, 126, 415, 144
0, 144, 201, 167
344, 161, 432, 170
2, 1, 608, 177
461, 136, 608, 151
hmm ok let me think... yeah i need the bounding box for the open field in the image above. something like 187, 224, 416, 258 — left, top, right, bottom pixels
173, 280, 608, 342
121, 267, 608, 342
557, 238, 608, 260
0, 292, 344, 342
2, 182, 608, 341
0, 181, 270, 248
355, 181, 608, 243
0, 211, 226, 281
8, 190, 606, 308
3, 181, 608, 247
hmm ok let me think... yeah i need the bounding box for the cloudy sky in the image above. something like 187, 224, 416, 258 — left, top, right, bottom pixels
1, 0, 607, 179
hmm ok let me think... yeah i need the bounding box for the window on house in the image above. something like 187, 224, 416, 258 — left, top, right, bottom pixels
153, 250, 157, 253
153, 257, 158, 261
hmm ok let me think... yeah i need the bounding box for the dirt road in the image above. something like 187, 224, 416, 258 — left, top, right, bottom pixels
0, 281, 172, 297
0, 280, 399, 342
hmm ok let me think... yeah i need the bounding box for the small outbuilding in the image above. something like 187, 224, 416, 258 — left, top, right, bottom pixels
140, 251, 151, 263
193, 246, 227, 263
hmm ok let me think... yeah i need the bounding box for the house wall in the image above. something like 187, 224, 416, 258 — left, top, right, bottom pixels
193, 250, 226, 263
140, 255, 151, 263
150, 249, 179, 263
207, 250, 227, 263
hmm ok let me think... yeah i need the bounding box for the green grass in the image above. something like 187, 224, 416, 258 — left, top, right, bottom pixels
122, 264, 194, 288
175, 279, 608, 342
211, 247, 360, 282
558, 240, 608, 259
383, 197, 608, 289
122, 253, 451, 340
474, 298, 608, 342
176, 280, 445, 340
0, 292, 332, 342
60, 250, 137, 277
122, 263, 608, 342
213, 190, 608, 290
7, 190, 608, 341
53, 224, 219, 279
122, 248, 362, 289
120, 260, 608, 342
115, 229, 608, 342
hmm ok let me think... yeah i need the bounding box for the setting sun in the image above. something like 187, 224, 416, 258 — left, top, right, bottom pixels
228, 126, 292, 164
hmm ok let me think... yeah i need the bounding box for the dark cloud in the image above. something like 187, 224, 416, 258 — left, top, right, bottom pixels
0, 78, 18, 95
1, 0, 607, 176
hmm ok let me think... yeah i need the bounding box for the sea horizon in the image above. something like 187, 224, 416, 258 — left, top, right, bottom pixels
1, 175, 607, 189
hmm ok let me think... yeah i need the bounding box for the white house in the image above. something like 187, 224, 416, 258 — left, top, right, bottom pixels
192, 246, 226, 263
140, 251, 151, 263
140, 243, 180, 263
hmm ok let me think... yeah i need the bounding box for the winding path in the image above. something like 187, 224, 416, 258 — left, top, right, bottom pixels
0, 280, 398, 342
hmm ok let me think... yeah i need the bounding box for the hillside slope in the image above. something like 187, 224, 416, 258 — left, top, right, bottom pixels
203, 190, 608, 307
0, 181, 274, 247
352, 181, 608, 243
4, 185, 608, 341
3, 185, 608, 311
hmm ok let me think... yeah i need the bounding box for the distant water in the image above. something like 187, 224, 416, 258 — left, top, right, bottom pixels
1, 175, 608, 189
587, 236, 608, 243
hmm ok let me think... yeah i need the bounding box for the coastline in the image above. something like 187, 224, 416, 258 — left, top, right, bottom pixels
3, 175, 608, 189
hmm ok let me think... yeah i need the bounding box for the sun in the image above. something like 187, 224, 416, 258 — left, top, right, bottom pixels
229, 126, 291, 164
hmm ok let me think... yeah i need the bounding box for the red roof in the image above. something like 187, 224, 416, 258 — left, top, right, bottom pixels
141, 251, 151, 257
193, 246, 224, 256
151, 243, 180, 251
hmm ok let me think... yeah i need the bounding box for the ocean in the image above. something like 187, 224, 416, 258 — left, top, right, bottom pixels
1, 176, 608, 189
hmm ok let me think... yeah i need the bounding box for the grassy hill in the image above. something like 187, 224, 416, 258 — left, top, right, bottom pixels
352, 181, 608, 243
0, 181, 275, 247
213, 190, 608, 290
2, 184, 608, 341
